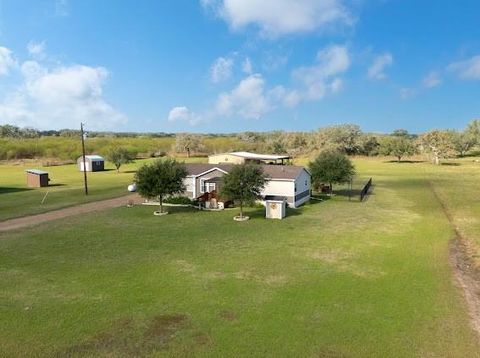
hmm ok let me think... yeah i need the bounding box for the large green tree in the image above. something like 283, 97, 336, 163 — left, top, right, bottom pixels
452, 131, 477, 157
174, 133, 204, 157
135, 159, 187, 213
466, 119, 480, 142
379, 136, 416, 162
309, 151, 356, 194
106, 147, 135, 173
220, 164, 268, 219
420, 130, 457, 165
312, 124, 362, 155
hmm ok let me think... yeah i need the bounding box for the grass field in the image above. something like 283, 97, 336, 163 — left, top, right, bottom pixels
1, 158, 480, 356
0, 157, 206, 221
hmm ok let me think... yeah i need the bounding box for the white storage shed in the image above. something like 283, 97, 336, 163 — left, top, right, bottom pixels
265, 196, 287, 219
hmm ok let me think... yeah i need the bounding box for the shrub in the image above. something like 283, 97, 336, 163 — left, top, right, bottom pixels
164, 196, 193, 205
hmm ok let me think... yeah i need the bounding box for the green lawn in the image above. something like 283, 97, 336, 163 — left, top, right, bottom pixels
0, 157, 206, 221
1, 158, 479, 356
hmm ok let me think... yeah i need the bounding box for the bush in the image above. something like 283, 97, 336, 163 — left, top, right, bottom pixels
163, 196, 193, 205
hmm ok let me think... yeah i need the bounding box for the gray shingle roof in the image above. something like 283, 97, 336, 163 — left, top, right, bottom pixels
184, 163, 308, 180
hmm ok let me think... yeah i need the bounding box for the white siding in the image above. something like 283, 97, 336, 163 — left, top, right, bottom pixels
293, 169, 311, 207
294, 170, 310, 194
183, 178, 194, 192
262, 180, 295, 198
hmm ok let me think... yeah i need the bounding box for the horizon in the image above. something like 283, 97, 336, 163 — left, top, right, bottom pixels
0, 1, 478, 133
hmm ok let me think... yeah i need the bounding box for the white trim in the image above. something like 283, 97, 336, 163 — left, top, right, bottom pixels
267, 178, 295, 182
192, 167, 229, 178
192, 177, 197, 198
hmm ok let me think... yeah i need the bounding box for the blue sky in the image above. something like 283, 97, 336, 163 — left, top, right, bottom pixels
0, 0, 479, 133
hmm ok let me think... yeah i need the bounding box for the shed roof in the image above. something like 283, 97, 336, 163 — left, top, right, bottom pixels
78, 155, 104, 161
264, 195, 287, 202
229, 151, 290, 160
25, 169, 48, 175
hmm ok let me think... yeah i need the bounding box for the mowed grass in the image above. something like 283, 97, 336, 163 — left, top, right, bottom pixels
0, 158, 479, 357
0, 157, 206, 221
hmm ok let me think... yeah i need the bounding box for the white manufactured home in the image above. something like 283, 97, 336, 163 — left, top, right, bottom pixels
183, 164, 311, 208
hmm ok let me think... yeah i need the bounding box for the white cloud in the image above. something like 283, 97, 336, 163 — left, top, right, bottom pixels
175, 45, 349, 123
27, 41, 46, 59
167, 106, 202, 125
242, 57, 253, 74
400, 87, 417, 99
213, 46, 349, 119
0, 46, 126, 130
0, 46, 16, 75
422, 71, 441, 88
263, 52, 289, 72
292, 44, 350, 100
448, 55, 480, 80
269, 86, 301, 108
210, 56, 234, 83
330, 77, 343, 93
55, 0, 69, 17
0, 92, 33, 127
202, 0, 353, 37
367, 53, 393, 80
215, 74, 270, 119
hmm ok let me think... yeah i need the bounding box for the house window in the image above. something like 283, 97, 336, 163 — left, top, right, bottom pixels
201, 180, 216, 193
305, 179, 308, 186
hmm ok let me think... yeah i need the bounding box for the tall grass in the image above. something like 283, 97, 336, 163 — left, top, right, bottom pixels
0, 136, 257, 161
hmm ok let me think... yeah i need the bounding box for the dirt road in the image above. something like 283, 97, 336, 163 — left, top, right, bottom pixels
0, 194, 142, 233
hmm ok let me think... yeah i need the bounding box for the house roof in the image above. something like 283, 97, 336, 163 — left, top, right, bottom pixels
184, 163, 233, 176
184, 163, 308, 180
262, 165, 309, 180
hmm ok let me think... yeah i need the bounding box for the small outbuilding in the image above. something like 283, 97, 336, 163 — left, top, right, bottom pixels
26, 169, 49, 188
265, 196, 287, 220
77, 155, 105, 172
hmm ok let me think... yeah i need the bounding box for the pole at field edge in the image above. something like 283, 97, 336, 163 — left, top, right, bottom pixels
80, 123, 88, 195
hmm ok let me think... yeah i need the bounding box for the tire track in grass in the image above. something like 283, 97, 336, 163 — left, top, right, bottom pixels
429, 181, 480, 338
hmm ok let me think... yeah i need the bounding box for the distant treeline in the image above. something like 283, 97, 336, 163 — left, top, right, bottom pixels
1, 121, 479, 165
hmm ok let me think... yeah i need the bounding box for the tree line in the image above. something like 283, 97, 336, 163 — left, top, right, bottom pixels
1, 120, 479, 164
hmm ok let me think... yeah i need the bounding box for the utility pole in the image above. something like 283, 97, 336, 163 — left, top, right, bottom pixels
80, 123, 88, 195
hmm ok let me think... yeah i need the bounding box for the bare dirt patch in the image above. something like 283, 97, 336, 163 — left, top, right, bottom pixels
430, 182, 480, 338
144, 314, 188, 340
63, 314, 189, 357
219, 310, 237, 321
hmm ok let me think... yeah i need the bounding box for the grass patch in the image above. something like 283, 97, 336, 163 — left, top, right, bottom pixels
0, 158, 479, 356
0, 157, 206, 221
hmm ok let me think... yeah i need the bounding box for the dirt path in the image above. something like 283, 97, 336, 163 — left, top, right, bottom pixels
0, 194, 143, 233
430, 182, 480, 338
